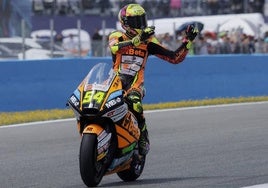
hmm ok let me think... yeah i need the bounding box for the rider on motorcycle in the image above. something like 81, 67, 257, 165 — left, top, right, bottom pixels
108, 3, 198, 156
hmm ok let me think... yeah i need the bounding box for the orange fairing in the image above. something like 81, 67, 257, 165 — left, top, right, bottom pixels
115, 112, 140, 148
116, 125, 136, 148
83, 124, 104, 135
100, 76, 122, 110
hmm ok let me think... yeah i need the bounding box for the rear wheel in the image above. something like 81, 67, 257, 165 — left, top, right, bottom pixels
79, 134, 105, 187
117, 154, 146, 182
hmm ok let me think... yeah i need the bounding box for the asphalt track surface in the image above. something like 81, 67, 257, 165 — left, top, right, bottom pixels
1, 102, 268, 188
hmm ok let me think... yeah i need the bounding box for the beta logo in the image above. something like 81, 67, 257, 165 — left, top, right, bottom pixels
125, 49, 146, 57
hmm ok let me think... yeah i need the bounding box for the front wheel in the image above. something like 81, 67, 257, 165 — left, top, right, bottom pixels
79, 134, 104, 187
117, 154, 146, 182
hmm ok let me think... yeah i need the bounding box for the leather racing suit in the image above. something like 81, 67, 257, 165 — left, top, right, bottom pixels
108, 30, 190, 155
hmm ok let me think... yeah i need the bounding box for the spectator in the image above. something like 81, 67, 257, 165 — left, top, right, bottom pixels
248, 35, 256, 54
141, 0, 152, 17
250, 0, 264, 13
240, 34, 255, 54
207, 0, 219, 15
0, 0, 11, 37
68, 0, 80, 15
218, 31, 232, 54
91, 28, 105, 56
32, 0, 44, 14
195, 35, 209, 55
254, 38, 264, 53
43, 0, 56, 14
99, 0, 110, 14
231, 0, 243, 13
157, 0, 170, 17
58, 0, 69, 10
241, 34, 250, 54
62, 34, 77, 55
92, 28, 102, 40
54, 33, 64, 46
170, 0, 181, 17
229, 39, 240, 54
202, 31, 218, 54
161, 33, 176, 50
81, 0, 95, 9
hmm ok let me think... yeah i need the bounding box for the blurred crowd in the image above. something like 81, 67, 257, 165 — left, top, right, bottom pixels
14, 0, 268, 57
89, 29, 268, 57
32, 0, 265, 17
158, 30, 268, 55
32, 0, 268, 56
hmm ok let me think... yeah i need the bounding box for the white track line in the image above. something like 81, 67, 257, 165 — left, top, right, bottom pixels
145, 101, 268, 113
241, 183, 268, 188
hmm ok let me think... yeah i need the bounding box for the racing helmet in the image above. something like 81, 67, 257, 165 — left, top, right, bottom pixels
118, 4, 147, 35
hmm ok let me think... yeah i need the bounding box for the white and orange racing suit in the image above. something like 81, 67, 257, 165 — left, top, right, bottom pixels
108, 30, 190, 98
108, 30, 191, 155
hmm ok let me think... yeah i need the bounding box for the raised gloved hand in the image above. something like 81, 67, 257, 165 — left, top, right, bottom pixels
185, 24, 199, 41
132, 35, 141, 47
140, 26, 155, 41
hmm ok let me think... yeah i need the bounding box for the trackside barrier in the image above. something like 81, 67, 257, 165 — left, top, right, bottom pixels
0, 54, 268, 112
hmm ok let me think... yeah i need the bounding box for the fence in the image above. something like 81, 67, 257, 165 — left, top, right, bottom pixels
0, 54, 268, 112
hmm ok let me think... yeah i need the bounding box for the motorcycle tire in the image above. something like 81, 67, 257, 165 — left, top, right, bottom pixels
117, 155, 146, 182
79, 133, 105, 187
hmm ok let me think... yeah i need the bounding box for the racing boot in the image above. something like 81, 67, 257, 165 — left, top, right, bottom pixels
138, 121, 150, 156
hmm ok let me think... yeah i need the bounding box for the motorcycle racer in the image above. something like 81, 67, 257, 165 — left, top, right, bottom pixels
108, 3, 198, 156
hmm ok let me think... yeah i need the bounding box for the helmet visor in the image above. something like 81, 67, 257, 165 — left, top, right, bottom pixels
127, 14, 147, 29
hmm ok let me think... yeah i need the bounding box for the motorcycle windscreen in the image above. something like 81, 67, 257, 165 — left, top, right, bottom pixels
81, 63, 116, 111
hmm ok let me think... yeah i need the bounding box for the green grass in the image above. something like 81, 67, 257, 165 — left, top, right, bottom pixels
1, 96, 268, 126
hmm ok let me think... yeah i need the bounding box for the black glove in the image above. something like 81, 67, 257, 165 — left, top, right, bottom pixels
185, 24, 198, 41
140, 26, 155, 41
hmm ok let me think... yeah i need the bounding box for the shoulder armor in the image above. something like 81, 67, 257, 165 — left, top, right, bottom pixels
109, 31, 124, 39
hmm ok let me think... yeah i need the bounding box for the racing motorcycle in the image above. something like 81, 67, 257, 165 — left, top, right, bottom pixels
67, 63, 146, 187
